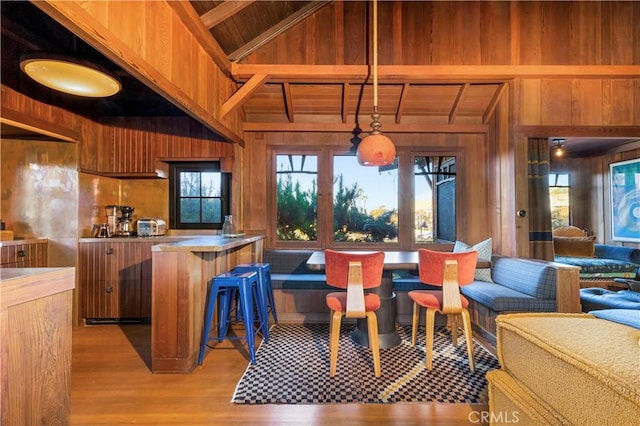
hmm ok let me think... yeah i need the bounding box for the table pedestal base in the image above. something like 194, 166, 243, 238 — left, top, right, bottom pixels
351, 290, 402, 349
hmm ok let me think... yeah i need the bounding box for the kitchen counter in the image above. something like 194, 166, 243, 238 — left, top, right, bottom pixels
0, 237, 48, 247
78, 235, 198, 242
150, 234, 263, 252
150, 234, 264, 373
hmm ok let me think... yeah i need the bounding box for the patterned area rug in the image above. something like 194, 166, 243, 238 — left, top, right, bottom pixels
232, 323, 499, 404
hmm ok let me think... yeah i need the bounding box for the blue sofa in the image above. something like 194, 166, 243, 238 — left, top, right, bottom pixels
458, 256, 581, 342
555, 244, 640, 288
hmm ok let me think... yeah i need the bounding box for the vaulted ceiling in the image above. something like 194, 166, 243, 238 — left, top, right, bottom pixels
1, 1, 637, 155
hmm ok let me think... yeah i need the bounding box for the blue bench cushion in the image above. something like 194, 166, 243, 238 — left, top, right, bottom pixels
270, 273, 329, 290
555, 256, 639, 279
461, 281, 557, 312
580, 288, 640, 311
491, 257, 557, 299
595, 244, 640, 265
589, 309, 640, 329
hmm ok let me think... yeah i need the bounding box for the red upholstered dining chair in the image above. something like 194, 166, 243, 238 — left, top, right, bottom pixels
409, 249, 479, 371
324, 249, 385, 377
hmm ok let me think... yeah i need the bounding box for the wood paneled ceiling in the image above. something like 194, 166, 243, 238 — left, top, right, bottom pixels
186, 0, 506, 129
1, 1, 637, 155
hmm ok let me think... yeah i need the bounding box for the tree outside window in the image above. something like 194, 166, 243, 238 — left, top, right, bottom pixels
273, 150, 457, 247
549, 173, 570, 228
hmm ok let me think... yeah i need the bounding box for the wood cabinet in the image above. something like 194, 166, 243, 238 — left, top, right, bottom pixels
0, 239, 48, 268
78, 241, 154, 323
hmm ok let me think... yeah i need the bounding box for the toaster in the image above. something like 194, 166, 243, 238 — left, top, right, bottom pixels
136, 218, 167, 237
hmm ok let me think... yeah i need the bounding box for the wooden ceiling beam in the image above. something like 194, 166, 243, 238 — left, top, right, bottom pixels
228, 1, 332, 62
283, 82, 294, 123
482, 83, 508, 125
243, 122, 489, 134
449, 83, 469, 124
396, 83, 410, 124
342, 83, 349, 124
200, 1, 255, 29
221, 74, 270, 118
232, 64, 640, 83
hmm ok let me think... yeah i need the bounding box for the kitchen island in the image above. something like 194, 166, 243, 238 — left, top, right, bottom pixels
1, 267, 75, 425
150, 234, 264, 373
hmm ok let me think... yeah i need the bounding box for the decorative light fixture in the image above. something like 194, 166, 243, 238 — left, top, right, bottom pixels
20, 53, 121, 98
552, 138, 565, 157
356, 0, 396, 166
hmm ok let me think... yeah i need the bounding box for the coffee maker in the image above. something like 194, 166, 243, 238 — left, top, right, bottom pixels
115, 206, 135, 236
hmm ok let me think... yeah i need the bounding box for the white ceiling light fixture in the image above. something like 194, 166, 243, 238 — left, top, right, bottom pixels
20, 53, 121, 98
356, 0, 396, 167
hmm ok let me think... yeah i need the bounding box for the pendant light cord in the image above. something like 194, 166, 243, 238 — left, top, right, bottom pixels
373, 0, 378, 111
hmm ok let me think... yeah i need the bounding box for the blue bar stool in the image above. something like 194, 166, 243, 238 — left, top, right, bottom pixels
198, 271, 263, 365
233, 263, 278, 324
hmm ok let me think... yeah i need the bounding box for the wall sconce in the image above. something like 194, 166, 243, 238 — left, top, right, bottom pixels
553, 139, 565, 158
20, 53, 121, 98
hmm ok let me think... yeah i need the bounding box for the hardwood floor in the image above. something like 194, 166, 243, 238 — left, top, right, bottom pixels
71, 324, 492, 425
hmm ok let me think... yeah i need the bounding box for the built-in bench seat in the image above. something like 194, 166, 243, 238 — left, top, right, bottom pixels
264, 249, 328, 290
263, 250, 433, 323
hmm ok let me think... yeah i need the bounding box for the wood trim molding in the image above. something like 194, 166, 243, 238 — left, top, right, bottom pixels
516, 126, 640, 137
0, 107, 80, 142
243, 122, 489, 133
232, 64, 640, 83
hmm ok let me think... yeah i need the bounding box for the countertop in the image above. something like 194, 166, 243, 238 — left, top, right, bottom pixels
0, 238, 48, 247
1, 267, 76, 310
150, 234, 263, 252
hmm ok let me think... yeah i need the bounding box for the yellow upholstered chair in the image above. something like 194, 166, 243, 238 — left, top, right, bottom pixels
409, 249, 479, 371
324, 249, 385, 377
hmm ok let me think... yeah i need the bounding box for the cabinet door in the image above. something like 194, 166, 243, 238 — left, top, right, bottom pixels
0, 242, 48, 268
117, 242, 152, 320
79, 241, 153, 321
79, 242, 120, 319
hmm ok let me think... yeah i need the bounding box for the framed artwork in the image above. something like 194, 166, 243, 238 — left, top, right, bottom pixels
610, 158, 640, 242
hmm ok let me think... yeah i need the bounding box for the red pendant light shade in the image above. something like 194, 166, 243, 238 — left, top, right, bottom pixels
357, 111, 396, 166
356, 0, 396, 167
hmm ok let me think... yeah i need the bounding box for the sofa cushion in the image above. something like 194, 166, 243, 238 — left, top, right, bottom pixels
594, 244, 640, 265
589, 309, 640, 329
553, 235, 595, 257
580, 287, 640, 311
453, 238, 493, 282
495, 313, 640, 426
270, 273, 329, 290
555, 255, 639, 278
461, 281, 557, 312
491, 256, 557, 299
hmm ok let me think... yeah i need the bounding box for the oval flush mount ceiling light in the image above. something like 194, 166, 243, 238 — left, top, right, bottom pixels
20, 54, 121, 97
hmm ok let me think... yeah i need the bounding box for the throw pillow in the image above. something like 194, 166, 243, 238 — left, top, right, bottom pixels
453, 237, 493, 282
553, 236, 596, 257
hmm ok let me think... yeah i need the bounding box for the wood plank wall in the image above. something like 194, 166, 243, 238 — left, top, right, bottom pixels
243, 1, 640, 66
